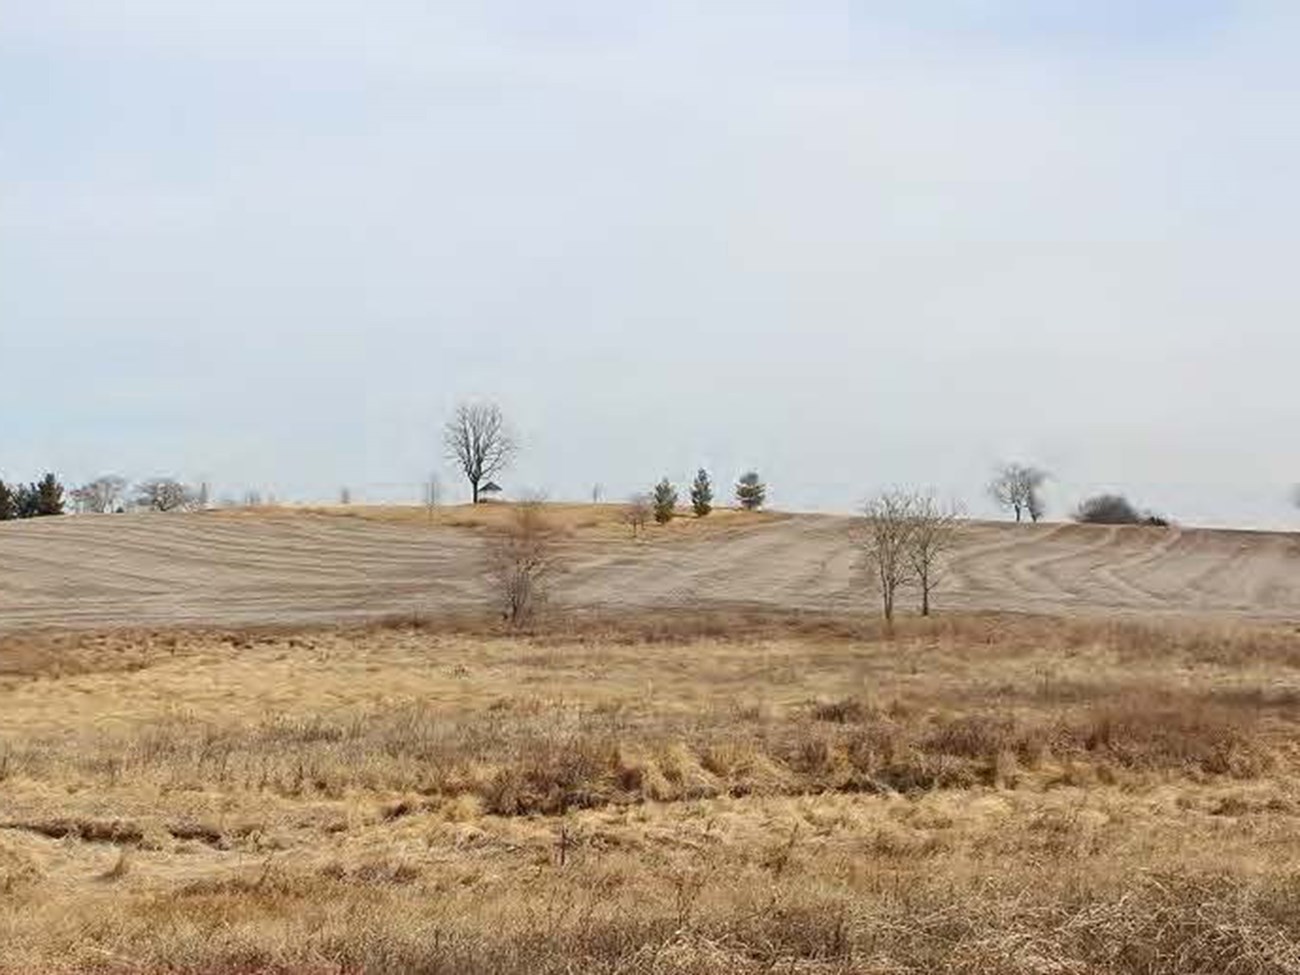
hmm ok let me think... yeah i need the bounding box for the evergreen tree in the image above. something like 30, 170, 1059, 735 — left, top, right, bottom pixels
690, 468, 713, 517
735, 471, 767, 511
652, 478, 678, 524
0, 480, 14, 521
13, 483, 39, 519
35, 473, 64, 516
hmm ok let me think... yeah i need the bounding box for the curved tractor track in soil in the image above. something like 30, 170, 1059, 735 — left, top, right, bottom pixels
0, 511, 1298, 632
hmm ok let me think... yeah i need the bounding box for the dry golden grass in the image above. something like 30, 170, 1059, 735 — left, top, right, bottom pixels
4, 611, 1300, 972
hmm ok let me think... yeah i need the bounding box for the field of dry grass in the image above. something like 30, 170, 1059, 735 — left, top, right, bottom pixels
5, 610, 1300, 972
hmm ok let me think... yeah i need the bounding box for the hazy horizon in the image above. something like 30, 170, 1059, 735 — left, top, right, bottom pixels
4, 2, 1298, 529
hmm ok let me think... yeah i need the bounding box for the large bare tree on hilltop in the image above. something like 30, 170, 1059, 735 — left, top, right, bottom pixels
444, 402, 516, 504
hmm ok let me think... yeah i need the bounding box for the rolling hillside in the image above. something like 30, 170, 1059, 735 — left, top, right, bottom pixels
0, 507, 1297, 632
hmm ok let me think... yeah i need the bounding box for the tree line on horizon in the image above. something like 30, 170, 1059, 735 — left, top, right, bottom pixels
0, 474, 217, 520
0, 474, 65, 520
6, 399, 1283, 527
439, 400, 1191, 529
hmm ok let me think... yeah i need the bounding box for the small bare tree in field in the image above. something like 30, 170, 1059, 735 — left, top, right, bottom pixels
135, 478, 194, 512
622, 494, 651, 538
989, 463, 1048, 523
71, 475, 127, 514
906, 495, 964, 617
857, 491, 918, 627
444, 402, 515, 504
487, 500, 556, 625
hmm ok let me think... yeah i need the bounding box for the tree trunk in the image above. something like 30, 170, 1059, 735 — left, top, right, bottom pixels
471, 480, 480, 504
921, 583, 930, 617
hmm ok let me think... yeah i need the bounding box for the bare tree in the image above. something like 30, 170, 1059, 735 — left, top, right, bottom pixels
988, 463, 1049, 523
135, 478, 195, 512
906, 495, 964, 617
622, 494, 651, 538
339, 487, 352, 505
71, 475, 127, 514
444, 402, 515, 504
487, 499, 556, 625
857, 491, 918, 627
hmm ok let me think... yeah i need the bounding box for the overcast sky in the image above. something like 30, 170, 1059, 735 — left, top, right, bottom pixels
3, 2, 1297, 526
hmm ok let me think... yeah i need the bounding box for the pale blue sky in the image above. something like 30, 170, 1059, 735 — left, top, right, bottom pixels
2, 2, 1297, 525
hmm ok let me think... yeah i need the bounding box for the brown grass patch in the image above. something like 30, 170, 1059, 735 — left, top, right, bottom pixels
4, 611, 1300, 972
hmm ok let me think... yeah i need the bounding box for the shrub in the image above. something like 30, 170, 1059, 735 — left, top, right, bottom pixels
1075, 494, 1141, 525
487, 502, 555, 625
622, 494, 651, 537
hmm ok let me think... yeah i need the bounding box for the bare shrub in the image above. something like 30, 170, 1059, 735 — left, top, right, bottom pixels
487, 500, 557, 625
810, 697, 874, 724
1074, 700, 1269, 776
1074, 493, 1141, 524
1074, 493, 1170, 526
622, 494, 651, 538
